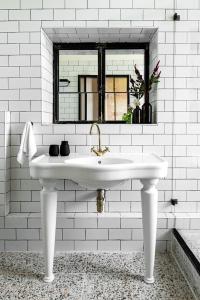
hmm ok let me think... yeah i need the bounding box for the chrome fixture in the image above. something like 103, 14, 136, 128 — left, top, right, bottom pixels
89, 123, 110, 156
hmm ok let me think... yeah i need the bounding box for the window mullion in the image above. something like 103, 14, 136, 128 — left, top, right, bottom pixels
97, 45, 105, 122
97, 45, 102, 122
101, 47, 105, 122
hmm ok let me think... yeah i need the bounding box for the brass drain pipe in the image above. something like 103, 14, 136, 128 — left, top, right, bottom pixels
97, 189, 105, 213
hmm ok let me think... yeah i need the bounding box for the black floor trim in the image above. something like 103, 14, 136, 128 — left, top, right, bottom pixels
173, 228, 200, 276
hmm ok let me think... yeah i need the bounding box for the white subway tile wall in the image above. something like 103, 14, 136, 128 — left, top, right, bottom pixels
0, 0, 199, 251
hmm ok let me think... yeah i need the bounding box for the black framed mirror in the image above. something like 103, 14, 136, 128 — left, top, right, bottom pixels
53, 42, 149, 124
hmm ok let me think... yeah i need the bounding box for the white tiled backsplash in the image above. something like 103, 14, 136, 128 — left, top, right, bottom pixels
0, 0, 200, 251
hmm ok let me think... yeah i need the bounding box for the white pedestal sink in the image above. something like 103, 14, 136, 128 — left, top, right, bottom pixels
30, 153, 168, 284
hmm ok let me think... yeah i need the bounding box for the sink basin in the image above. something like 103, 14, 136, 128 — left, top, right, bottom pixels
64, 156, 135, 188
65, 156, 133, 165
30, 153, 168, 189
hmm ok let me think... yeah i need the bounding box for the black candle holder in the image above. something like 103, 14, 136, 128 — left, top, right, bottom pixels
49, 144, 59, 156
60, 141, 70, 156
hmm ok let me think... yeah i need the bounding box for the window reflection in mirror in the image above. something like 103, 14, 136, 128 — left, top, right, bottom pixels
105, 75, 129, 121
79, 75, 99, 121
78, 75, 130, 121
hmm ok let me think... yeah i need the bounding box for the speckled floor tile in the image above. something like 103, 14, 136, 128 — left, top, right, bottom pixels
83, 253, 194, 300
86, 252, 144, 275
0, 272, 84, 300
0, 252, 194, 300
54, 252, 88, 273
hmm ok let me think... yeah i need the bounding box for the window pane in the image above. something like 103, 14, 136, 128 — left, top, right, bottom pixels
59, 49, 98, 121
59, 93, 79, 121
78, 76, 99, 121
59, 92, 99, 122
105, 92, 128, 121
104, 76, 129, 121
105, 48, 145, 85
105, 49, 145, 121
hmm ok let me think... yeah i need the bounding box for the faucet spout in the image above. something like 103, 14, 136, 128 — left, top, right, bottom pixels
89, 123, 110, 156
90, 123, 101, 151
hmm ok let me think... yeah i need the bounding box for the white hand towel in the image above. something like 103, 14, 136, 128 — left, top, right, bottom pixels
17, 122, 37, 165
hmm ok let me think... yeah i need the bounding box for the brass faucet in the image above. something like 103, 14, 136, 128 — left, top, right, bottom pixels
89, 123, 110, 156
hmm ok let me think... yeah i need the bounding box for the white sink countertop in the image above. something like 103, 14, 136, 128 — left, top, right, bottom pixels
30, 153, 168, 189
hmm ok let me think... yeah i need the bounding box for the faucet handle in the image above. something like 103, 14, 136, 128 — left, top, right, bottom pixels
91, 146, 99, 156
102, 146, 110, 154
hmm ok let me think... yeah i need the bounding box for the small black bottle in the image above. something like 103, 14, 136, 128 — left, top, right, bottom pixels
142, 92, 152, 124
132, 105, 142, 124
60, 141, 70, 156
142, 102, 152, 124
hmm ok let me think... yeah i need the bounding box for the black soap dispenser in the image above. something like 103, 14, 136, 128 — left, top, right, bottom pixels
60, 141, 70, 156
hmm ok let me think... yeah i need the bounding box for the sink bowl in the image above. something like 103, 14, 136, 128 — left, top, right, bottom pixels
65, 156, 133, 165
30, 153, 168, 190
64, 156, 135, 188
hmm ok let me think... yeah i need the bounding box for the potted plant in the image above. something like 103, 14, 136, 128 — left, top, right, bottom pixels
130, 61, 161, 124
122, 106, 133, 124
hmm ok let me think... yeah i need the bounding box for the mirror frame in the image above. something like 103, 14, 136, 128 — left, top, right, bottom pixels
53, 42, 149, 124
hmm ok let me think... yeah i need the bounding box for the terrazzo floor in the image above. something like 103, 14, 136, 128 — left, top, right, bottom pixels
0, 251, 194, 300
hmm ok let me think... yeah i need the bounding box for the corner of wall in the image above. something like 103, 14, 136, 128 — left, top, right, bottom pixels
149, 29, 158, 123
41, 29, 53, 125
0, 111, 10, 216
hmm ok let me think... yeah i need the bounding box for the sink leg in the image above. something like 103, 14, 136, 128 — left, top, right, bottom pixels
40, 179, 57, 283
140, 179, 158, 284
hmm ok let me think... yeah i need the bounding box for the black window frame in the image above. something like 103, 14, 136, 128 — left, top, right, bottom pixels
53, 42, 149, 124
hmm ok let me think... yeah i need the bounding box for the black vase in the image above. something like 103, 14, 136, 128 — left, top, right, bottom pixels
49, 144, 59, 156
132, 106, 142, 124
142, 102, 152, 124
60, 141, 70, 156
